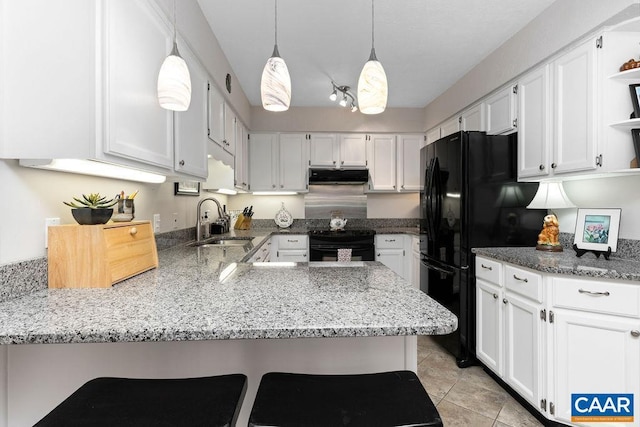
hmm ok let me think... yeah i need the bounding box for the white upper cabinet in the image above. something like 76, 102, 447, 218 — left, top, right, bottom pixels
223, 103, 236, 156
551, 37, 598, 175
309, 134, 339, 167
367, 135, 397, 191
248, 133, 278, 191
517, 65, 551, 179
234, 119, 248, 190
397, 134, 422, 191
425, 127, 441, 146
173, 42, 208, 179
440, 116, 461, 139
207, 82, 225, 145
485, 84, 518, 135
249, 133, 307, 192
278, 133, 308, 191
339, 134, 368, 167
460, 103, 486, 131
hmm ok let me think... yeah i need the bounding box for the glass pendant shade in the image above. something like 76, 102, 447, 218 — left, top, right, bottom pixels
358, 49, 388, 115
261, 45, 291, 112
158, 42, 192, 111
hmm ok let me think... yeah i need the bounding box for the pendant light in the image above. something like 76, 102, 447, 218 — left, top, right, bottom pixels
357, 0, 387, 115
157, 0, 192, 111
261, 0, 291, 112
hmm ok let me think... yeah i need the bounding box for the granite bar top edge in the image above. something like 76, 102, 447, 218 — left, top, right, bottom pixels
472, 247, 640, 282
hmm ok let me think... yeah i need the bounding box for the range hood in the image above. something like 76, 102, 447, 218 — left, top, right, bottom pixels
308, 168, 369, 184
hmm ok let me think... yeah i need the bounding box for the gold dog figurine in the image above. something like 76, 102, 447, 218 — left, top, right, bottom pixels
536, 214, 563, 251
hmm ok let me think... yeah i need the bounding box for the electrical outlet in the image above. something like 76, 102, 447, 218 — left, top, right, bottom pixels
153, 214, 161, 232
173, 212, 178, 229
45, 217, 60, 248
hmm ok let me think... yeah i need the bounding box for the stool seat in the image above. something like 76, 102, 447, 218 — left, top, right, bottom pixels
249, 370, 442, 427
36, 374, 247, 427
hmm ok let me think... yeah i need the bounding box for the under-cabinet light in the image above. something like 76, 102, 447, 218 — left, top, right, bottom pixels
18, 159, 167, 184
252, 191, 298, 196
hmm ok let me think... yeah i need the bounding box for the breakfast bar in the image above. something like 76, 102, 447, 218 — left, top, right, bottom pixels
0, 235, 457, 426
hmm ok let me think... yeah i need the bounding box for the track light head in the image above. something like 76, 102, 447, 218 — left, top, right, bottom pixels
329, 89, 337, 101
339, 94, 348, 107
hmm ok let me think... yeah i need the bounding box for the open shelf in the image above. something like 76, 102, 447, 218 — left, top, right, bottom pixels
608, 67, 640, 80
609, 118, 640, 129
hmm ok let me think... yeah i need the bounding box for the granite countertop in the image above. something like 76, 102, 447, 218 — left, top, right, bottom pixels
473, 247, 640, 282
0, 234, 457, 345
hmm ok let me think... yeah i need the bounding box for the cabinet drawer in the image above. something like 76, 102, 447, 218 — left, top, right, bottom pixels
552, 277, 640, 318
412, 236, 420, 253
475, 257, 502, 285
505, 265, 542, 302
277, 235, 307, 249
376, 235, 404, 249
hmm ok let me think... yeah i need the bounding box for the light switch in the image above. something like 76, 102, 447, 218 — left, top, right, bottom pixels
153, 214, 161, 232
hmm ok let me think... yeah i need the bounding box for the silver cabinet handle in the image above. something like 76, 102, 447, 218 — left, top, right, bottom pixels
502, 298, 508, 304
631, 330, 640, 337
481, 264, 492, 270
551, 162, 557, 169
513, 274, 528, 283
179, 160, 185, 166
287, 239, 298, 243
377, 253, 381, 257
578, 289, 610, 297
539, 164, 545, 171
493, 293, 498, 299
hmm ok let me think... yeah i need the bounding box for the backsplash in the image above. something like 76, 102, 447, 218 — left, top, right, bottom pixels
250, 218, 420, 230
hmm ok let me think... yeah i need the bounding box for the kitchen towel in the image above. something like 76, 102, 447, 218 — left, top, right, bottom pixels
337, 248, 352, 262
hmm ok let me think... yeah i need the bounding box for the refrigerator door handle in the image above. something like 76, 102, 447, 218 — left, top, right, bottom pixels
421, 254, 469, 272
421, 259, 455, 276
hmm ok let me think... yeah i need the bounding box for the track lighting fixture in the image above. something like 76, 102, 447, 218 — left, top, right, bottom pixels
329, 82, 358, 112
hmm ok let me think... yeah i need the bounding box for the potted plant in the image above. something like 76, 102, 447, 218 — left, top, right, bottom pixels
64, 193, 118, 225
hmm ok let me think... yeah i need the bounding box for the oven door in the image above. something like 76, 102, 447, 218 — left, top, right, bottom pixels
309, 244, 374, 262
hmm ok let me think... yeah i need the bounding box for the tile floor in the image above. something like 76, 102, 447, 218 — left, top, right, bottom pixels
417, 335, 543, 427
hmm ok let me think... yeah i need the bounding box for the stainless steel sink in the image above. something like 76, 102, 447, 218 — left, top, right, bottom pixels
186, 238, 253, 248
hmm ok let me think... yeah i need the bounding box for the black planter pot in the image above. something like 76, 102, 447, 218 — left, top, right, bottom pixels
71, 208, 113, 225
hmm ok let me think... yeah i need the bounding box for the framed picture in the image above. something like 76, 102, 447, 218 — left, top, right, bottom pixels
573, 208, 621, 252
629, 84, 640, 118
174, 181, 200, 196
631, 129, 640, 165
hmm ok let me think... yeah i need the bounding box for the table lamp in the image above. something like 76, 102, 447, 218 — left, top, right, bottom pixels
526, 181, 576, 252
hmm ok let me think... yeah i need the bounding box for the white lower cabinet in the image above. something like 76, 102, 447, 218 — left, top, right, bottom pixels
375, 235, 410, 281
271, 235, 308, 262
247, 239, 272, 262
410, 236, 420, 289
476, 256, 640, 426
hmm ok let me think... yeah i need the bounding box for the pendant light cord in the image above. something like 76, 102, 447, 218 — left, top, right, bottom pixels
371, 0, 375, 50
275, 0, 278, 47
172, 0, 177, 44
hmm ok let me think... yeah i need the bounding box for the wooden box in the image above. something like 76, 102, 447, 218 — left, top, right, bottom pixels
48, 221, 158, 288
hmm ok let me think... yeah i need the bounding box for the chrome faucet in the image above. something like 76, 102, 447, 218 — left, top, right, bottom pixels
196, 197, 229, 242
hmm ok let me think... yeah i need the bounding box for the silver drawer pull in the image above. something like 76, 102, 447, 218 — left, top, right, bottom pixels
492, 293, 498, 299
578, 289, 610, 297
513, 274, 528, 283
631, 330, 640, 338
287, 239, 299, 243
481, 264, 492, 270
502, 298, 508, 304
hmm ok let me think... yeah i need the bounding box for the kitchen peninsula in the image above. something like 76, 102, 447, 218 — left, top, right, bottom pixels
0, 233, 456, 426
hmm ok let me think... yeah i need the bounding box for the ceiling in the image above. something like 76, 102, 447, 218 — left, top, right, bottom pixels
197, 0, 556, 110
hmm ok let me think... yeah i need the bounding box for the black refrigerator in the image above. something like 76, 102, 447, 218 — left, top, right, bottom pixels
420, 131, 545, 367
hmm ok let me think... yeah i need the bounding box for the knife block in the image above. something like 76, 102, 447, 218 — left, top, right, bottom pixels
234, 214, 251, 230
47, 221, 158, 288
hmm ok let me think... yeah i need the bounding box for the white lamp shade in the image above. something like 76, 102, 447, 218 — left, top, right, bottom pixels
157, 52, 192, 111
357, 59, 388, 115
261, 55, 291, 112
526, 181, 576, 209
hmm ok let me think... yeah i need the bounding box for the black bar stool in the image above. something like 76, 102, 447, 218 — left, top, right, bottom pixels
249, 370, 443, 427
35, 374, 247, 427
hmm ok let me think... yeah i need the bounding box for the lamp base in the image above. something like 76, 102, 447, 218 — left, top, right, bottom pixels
536, 244, 563, 252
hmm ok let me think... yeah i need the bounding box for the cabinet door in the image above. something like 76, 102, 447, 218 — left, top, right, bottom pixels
207, 83, 225, 145
223, 103, 235, 155
104, 0, 173, 169
425, 127, 441, 146
309, 134, 338, 167
248, 133, 278, 191
552, 38, 598, 175
234, 120, 248, 190
174, 43, 208, 179
476, 279, 503, 375
504, 292, 541, 407
552, 310, 640, 425
485, 84, 517, 135
368, 135, 397, 191
398, 135, 422, 191
440, 116, 461, 139
376, 249, 405, 278
518, 65, 551, 179
339, 134, 368, 167
279, 134, 308, 191
461, 103, 485, 131
411, 247, 420, 289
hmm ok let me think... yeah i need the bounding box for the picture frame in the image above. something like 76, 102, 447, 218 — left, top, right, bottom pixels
174, 181, 200, 196
629, 84, 640, 118
573, 208, 621, 252
631, 129, 640, 166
